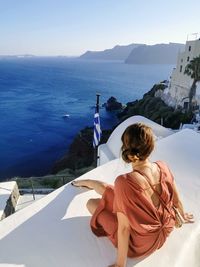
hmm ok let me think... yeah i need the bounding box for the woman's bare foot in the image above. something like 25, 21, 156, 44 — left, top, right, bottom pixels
71, 179, 108, 195
71, 179, 93, 189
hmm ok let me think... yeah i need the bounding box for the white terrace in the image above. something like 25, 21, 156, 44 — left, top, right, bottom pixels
0, 116, 199, 267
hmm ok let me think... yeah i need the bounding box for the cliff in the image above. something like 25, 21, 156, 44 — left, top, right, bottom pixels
52, 127, 112, 173
125, 43, 184, 64
104, 96, 123, 111
117, 83, 192, 128
79, 43, 142, 61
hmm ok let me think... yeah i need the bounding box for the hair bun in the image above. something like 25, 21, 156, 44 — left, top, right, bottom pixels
132, 154, 140, 161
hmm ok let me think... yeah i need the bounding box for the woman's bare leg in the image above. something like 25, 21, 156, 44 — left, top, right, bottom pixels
72, 179, 108, 195
86, 198, 101, 215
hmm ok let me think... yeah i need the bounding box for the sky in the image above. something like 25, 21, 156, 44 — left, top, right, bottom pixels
0, 0, 200, 56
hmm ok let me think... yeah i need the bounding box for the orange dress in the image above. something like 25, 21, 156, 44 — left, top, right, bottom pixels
90, 161, 176, 258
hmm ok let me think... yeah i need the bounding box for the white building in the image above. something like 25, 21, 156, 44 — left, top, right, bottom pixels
163, 36, 200, 109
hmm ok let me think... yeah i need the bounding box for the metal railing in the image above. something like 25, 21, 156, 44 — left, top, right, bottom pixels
0, 173, 78, 220
11, 174, 75, 200
1, 166, 94, 205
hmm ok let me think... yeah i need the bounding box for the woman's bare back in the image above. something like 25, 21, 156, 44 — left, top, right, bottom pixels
131, 162, 162, 208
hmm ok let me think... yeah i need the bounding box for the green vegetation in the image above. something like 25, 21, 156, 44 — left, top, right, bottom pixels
118, 83, 192, 129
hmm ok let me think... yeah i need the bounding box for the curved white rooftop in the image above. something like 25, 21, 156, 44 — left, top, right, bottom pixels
98, 115, 173, 165
0, 128, 199, 267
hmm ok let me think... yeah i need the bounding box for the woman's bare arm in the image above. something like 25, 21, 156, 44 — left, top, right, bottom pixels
172, 181, 184, 215
172, 181, 194, 223
108, 212, 130, 267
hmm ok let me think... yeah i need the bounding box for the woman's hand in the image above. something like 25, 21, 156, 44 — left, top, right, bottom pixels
183, 212, 195, 223
108, 264, 121, 267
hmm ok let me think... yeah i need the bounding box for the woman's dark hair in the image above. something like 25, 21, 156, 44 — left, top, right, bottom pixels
121, 123, 154, 163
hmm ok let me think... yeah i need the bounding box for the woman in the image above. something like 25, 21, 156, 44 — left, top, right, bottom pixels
72, 123, 194, 267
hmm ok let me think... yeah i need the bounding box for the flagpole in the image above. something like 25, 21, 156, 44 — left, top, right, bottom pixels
94, 93, 101, 167
96, 93, 100, 113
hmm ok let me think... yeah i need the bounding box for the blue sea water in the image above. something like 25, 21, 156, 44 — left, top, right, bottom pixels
0, 57, 174, 180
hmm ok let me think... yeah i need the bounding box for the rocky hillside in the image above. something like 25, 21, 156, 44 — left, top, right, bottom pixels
52, 127, 112, 174
118, 83, 192, 128
52, 83, 192, 174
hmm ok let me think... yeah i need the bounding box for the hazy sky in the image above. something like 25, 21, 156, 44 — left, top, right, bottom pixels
0, 0, 200, 56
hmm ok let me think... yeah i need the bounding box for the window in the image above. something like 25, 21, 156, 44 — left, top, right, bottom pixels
189, 46, 191, 51
187, 56, 190, 62
180, 65, 183, 72
183, 102, 189, 110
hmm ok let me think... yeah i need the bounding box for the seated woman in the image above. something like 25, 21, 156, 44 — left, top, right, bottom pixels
71, 123, 194, 267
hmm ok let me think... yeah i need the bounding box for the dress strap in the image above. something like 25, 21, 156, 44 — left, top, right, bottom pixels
133, 169, 159, 194
133, 169, 171, 213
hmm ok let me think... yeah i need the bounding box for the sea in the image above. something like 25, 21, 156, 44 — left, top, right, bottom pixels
0, 57, 174, 180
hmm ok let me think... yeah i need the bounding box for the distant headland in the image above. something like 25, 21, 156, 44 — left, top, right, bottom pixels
80, 42, 184, 64
0, 42, 185, 64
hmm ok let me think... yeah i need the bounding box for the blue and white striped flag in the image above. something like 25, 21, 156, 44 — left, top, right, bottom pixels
93, 108, 101, 147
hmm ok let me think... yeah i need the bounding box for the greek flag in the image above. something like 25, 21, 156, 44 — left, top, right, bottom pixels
93, 108, 101, 147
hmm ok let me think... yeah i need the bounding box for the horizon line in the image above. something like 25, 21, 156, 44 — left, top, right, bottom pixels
0, 41, 187, 58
